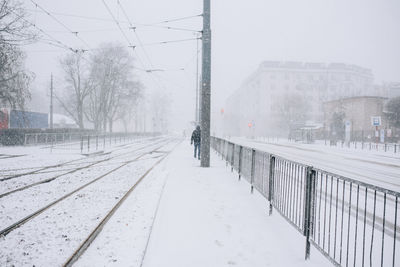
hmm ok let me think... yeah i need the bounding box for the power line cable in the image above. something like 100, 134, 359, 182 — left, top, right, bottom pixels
135, 24, 200, 33
101, 0, 162, 92
27, 8, 200, 33
143, 37, 200, 46
29, 0, 91, 49
9, 9, 78, 52
149, 14, 202, 25
27, 8, 201, 26
116, 0, 153, 67
115, 0, 167, 92
26, 8, 129, 24
102, 0, 135, 51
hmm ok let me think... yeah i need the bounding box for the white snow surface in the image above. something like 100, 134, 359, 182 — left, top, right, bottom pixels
0, 138, 333, 266
78, 141, 331, 267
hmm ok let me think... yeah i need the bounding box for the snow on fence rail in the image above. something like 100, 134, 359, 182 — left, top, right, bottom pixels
255, 136, 399, 154
211, 136, 400, 267
23, 132, 160, 153
322, 140, 400, 154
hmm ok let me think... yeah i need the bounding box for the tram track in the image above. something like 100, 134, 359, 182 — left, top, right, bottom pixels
0, 138, 175, 238
0, 137, 161, 181
0, 138, 170, 199
63, 144, 176, 267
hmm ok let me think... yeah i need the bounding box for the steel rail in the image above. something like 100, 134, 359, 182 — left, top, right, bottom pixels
0, 137, 161, 181
63, 141, 180, 266
0, 139, 173, 237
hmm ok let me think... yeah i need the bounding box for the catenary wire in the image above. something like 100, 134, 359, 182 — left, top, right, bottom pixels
29, 0, 91, 49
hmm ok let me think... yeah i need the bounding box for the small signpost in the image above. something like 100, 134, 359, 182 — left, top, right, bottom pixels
371, 116, 381, 126
371, 116, 382, 143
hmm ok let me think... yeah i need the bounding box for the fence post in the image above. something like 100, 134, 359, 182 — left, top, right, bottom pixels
304, 166, 316, 260
225, 141, 229, 166
268, 155, 275, 215
238, 146, 243, 181
231, 144, 235, 172
250, 149, 256, 193
96, 135, 98, 150
87, 135, 90, 152
80, 135, 83, 153
395, 144, 397, 153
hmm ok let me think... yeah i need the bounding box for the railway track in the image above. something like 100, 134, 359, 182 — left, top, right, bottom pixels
0, 138, 175, 238
0, 136, 161, 181
0, 138, 168, 199
63, 144, 176, 267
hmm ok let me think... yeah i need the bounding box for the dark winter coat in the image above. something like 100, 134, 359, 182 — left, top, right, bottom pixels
191, 128, 201, 145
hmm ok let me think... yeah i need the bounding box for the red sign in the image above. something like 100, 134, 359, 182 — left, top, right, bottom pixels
0, 109, 9, 129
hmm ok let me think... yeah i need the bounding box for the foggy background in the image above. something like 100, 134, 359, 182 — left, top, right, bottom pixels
23, 0, 400, 133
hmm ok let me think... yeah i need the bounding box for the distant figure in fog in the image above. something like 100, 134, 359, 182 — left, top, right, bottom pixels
191, 125, 201, 159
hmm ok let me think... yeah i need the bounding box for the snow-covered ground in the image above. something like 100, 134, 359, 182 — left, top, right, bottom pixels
77, 141, 331, 267
0, 138, 334, 266
229, 137, 400, 192
0, 137, 177, 266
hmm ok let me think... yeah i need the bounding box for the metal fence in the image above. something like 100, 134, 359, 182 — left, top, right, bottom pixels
23, 132, 160, 153
211, 136, 400, 267
325, 140, 400, 154
255, 136, 399, 154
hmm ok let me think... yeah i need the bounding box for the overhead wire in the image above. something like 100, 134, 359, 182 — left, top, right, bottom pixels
101, 0, 162, 92
26, 8, 202, 28
148, 14, 202, 25
9, 8, 78, 52
26, 8, 129, 24
115, 0, 168, 92
135, 24, 200, 33
143, 37, 200, 46
116, 0, 153, 67
27, 8, 201, 33
29, 0, 91, 50
101, 0, 136, 51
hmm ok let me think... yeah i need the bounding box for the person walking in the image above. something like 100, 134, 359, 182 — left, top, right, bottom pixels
191, 125, 201, 159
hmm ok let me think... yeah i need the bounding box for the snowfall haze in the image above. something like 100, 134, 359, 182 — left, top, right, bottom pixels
20, 0, 400, 133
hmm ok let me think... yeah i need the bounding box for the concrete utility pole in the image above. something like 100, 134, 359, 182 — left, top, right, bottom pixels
50, 73, 53, 129
200, 0, 211, 167
195, 35, 200, 124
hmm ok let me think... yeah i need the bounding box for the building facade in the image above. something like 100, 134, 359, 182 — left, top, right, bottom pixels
223, 61, 375, 137
323, 96, 393, 142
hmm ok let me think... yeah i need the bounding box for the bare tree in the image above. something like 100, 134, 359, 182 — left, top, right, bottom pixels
114, 80, 143, 133
58, 52, 91, 129
85, 43, 137, 132
0, 0, 37, 109
150, 91, 171, 133
273, 93, 309, 133
385, 97, 400, 128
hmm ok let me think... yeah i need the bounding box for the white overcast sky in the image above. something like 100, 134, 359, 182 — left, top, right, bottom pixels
22, 0, 400, 131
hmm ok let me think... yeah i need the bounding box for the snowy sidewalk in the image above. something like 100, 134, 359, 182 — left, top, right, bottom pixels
142, 141, 331, 267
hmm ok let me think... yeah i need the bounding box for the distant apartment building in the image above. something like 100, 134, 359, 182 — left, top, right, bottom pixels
223, 61, 375, 136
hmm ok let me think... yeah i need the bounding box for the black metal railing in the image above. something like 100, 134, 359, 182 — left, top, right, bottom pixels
211, 136, 400, 267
